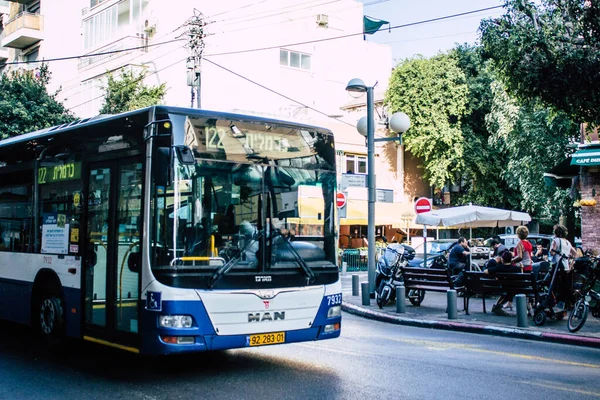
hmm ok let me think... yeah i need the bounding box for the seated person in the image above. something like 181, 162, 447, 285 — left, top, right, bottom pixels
532, 241, 549, 262
449, 237, 470, 287
485, 251, 521, 316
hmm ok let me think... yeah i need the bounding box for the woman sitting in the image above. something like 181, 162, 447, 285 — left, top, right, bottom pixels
485, 250, 521, 316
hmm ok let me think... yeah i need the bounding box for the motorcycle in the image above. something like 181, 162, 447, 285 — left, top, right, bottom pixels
374, 243, 419, 308
567, 255, 600, 333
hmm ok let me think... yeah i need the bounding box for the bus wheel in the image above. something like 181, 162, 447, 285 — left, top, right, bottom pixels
37, 294, 65, 339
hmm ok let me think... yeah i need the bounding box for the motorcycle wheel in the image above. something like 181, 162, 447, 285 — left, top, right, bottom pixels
408, 290, 425, 306
533, 308, 547, 326
376, 295, 384, 309
567, 299, 589, 333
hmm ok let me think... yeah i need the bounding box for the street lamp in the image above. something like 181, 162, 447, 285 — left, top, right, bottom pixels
346, 78, 410, 296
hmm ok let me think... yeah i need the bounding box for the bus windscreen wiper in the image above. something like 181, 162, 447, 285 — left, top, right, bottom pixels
271, 229, 315, 285
207, 230, 262, 289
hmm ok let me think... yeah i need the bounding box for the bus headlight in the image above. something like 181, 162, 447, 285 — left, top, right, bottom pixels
327, 305, 341, 318
159, 315, 193, 328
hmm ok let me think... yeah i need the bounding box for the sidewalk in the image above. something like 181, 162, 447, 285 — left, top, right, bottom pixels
341, 272, 600, 348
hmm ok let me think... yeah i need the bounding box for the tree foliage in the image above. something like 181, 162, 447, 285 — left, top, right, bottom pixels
0, 65, 74, 140
385, 54, 469, 188
480, 0, 600, 124
385, 45, 579, 218
486, 82, 579, 217
99, 69, 167, 115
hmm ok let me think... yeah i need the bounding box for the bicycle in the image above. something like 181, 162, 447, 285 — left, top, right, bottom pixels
567, 254, 600, 333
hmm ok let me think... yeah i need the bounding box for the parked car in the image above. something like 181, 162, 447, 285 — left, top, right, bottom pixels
483, 233, 553, 256
408, 239, 457, 269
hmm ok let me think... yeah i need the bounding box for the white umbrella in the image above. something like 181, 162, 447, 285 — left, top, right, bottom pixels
415, 205, 531, 228
415, 205, 531, 271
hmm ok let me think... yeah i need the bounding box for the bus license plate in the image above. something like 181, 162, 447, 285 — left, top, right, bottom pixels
248, 332, 285, 346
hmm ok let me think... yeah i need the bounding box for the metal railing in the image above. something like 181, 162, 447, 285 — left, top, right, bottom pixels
4, 12, 43, 37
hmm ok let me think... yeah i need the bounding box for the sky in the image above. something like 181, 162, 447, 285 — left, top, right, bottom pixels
360, 0, 506, 63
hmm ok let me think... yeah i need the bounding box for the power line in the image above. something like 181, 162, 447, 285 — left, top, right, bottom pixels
203, 5, 503, 57
67, 54, 188, 112
210, 0, 336, 24
0, 5, 502, 69
0, 37, 186, 68
203, 57, 355, 128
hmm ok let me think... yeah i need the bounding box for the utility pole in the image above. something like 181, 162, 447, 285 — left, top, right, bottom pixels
186, 9, 205, 109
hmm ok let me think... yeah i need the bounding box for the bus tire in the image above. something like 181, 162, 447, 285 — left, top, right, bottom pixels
35, 292, 65, 341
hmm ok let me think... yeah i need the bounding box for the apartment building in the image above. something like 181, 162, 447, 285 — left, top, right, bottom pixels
0, 0, 426, 241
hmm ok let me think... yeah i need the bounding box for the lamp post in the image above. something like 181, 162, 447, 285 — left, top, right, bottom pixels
346, 78, 410, 296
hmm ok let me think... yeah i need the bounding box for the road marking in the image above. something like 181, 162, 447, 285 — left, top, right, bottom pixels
525, 380, 600, 397
390, 338, 599, 369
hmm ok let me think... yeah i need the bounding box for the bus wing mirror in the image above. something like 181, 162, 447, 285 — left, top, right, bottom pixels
128, 251, 141, 273
155, 147, 171, 187
174, 146, 195, 165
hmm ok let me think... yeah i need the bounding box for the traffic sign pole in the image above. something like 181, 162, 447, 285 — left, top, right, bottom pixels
414, 197, 432, 267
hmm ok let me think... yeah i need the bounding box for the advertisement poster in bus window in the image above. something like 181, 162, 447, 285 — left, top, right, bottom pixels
41, 213, 69, 254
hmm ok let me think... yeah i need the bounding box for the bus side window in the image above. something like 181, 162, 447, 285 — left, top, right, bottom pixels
0, 179, 33, 253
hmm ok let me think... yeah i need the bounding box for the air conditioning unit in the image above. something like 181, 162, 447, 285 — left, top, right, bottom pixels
316, 14, 328, 27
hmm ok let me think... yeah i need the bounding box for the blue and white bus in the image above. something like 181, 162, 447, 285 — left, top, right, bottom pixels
0, 106, 341, 355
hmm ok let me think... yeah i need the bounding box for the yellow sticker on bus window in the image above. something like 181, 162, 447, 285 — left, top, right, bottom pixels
70, 228, 79, 243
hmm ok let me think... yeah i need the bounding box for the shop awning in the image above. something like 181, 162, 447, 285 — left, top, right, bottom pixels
544, 157, 579, 189
570, 149, 600, 166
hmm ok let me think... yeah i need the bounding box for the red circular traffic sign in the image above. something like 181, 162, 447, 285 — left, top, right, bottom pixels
414, 197, 432, 214
336, 192, 347, 208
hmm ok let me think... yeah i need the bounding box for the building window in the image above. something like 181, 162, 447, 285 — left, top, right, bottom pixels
279, 49, 311, 70
83, 0, 147, 51
345, 155, 367, 174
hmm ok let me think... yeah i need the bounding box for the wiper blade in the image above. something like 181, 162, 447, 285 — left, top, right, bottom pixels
207, 231, 261, 289
272, 230, 315, 284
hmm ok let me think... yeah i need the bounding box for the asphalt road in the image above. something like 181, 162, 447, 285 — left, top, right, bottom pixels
0, 315, 598, 400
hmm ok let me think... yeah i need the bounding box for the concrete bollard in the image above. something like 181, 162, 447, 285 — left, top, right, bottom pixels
361, 282, 370, 306
396, 285, 406, 313
515, 294, 528, 328
352, 274, 360, 296
447, 289, 458, 319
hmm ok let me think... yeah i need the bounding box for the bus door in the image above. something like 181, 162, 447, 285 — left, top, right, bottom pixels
84, 159, 143, 348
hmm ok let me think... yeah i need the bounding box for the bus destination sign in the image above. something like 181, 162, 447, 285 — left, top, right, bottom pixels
38, 162, 82, 185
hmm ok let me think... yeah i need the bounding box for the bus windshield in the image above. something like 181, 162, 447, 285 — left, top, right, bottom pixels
150, 116, 338, 289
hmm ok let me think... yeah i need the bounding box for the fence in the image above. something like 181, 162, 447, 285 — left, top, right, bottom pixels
339, 247, 387, 272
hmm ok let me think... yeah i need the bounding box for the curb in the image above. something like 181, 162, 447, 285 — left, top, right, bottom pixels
342, 302, 600, 349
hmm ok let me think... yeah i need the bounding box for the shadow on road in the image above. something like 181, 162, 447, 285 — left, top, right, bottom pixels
0, 321, 343, 399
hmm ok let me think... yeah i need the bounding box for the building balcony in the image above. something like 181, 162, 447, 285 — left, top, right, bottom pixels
78, 35, 147, 70
1, 12, 43, 49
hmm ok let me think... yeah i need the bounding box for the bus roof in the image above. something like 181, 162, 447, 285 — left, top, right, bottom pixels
0, 106, 333, 149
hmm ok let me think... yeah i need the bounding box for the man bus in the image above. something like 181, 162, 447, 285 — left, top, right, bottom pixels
0, 106, 341, 355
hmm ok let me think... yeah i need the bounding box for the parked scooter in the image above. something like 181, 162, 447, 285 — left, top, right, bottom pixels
374, 243, 415, 308
568, 255, 600, 333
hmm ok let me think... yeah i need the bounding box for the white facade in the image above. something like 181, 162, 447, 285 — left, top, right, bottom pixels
1, 0, 413, 226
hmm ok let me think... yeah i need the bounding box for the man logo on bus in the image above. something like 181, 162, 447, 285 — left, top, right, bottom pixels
248, 311, 285, 322
263, 300, 270, 309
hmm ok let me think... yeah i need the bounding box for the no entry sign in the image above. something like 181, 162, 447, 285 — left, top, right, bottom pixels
336, 192, 347, 208
414, 197, 432, 214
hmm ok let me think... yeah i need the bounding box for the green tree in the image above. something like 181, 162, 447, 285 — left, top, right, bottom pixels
480, 0, 600, 124
450, 45, 519, 209
385, 54, 469, 188
486, 82, 579, 218
99, 69, 167, 114
0, 65, 74, 139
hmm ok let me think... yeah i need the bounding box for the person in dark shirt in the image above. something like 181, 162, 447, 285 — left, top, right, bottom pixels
532, 241, 549, 262
485, 251, 521, 316
448, 237, 470, 286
